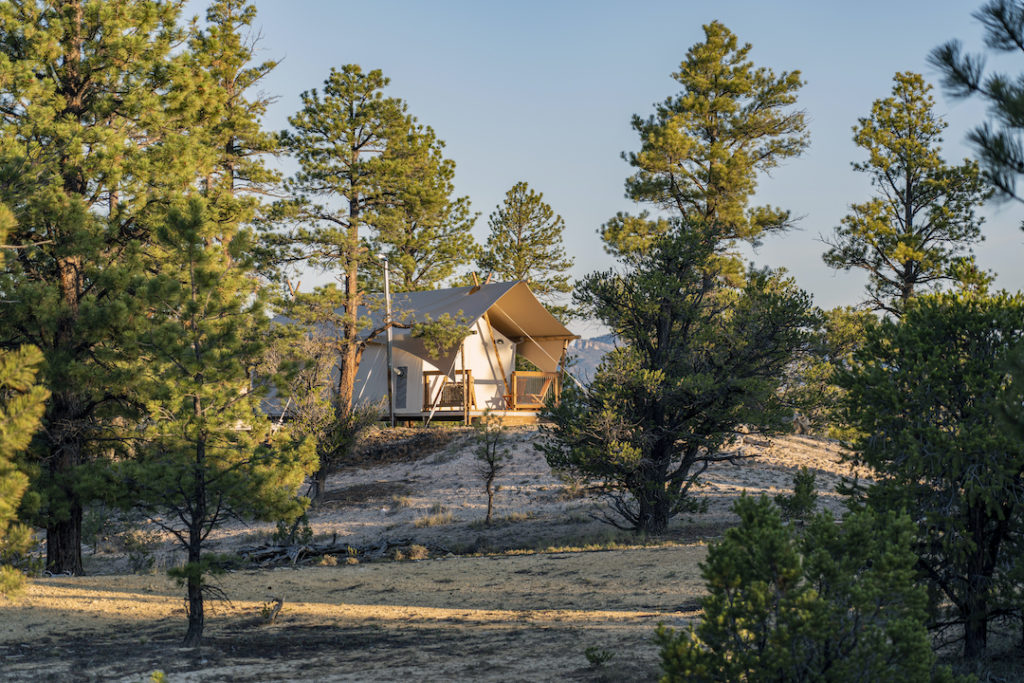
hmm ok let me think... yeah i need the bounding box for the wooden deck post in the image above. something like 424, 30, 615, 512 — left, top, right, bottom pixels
461, 344, 468, 426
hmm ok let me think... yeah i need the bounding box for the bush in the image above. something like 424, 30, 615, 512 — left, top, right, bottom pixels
657, 495, 959, 682
774, 466, 818, 522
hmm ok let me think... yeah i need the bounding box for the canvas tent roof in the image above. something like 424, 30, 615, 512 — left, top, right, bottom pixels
362, 281, 577, 373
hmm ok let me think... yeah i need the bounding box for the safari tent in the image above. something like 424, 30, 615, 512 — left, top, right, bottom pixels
354, 281, 578, 423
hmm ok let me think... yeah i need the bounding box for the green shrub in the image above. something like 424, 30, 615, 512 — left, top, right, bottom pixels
272, 514, 313, 546
584, 646, 615, 668
774, 466, 818, 521
657, 495, 961, 682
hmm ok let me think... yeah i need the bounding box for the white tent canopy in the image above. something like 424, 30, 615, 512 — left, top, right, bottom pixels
361, 281, 576, 374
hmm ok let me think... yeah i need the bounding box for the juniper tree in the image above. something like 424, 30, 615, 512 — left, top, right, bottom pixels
0, 204, 47, 597
602, 20, 807, 256
839, 292, 1024, 659
476, 182, 573, 319
823, 73, 991, 317
118, 199, 315, 647
542, 24, 812, 534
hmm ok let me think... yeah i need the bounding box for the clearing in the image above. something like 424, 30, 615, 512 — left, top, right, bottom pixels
0, 430, 857, 681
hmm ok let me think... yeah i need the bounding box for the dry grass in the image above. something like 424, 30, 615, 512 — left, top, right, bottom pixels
414, 503, 454, 528
0, 546, 706, 681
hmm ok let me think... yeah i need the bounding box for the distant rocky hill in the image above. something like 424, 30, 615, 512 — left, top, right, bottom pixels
565, 333, 617, 384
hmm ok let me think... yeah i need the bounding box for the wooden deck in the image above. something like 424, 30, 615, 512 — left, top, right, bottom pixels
394, 409, 544, 426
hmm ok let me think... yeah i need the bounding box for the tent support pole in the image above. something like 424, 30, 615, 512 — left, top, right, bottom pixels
556, 340, 569, 403
461, 344, 469, 426
484, 313, 512, 409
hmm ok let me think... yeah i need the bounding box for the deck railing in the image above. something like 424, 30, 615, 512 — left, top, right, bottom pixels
421, 369, 561, 413
423, 370, 475, 411
509, 371, 560, 410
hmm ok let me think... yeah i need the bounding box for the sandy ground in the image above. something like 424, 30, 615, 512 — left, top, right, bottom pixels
0, 430, 862, 681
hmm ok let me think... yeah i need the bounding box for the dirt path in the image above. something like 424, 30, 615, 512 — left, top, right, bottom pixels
0, 545, 706, 681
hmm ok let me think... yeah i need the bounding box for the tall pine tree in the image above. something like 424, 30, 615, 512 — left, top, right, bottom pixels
602, 20, 807, 256
0, 0, 200, 575
275, 66, 465, 498
823, 72, 991, 316
119, 199, 314, 647
476, 181, 574, 320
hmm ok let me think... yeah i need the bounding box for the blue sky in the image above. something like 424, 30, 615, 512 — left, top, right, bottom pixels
194, 1, 1024, 334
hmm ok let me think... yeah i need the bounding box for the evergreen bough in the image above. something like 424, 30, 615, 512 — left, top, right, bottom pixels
657, 496, 959, 682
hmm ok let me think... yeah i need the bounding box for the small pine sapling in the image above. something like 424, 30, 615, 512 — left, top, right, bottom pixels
474, 412, 511, 525
774, 466, 818, 522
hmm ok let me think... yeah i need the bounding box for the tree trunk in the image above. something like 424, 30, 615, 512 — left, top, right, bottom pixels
45, 392, 86, 575
183, 433, 207, 647
635, 447, 672, 534
312, 466, 328, 503
45, 502, 83, 576
183, 539, 204, 647
963, 591, 987, 659
485, 479, 494, 525
636, 490, 670, 534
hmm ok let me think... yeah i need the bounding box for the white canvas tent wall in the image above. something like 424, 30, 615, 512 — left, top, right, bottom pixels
353, 280, 576, 417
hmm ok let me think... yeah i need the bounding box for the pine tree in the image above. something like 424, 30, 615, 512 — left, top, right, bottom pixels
0, 204, 47, 597
823, 73, 991, 317
603, 20, 807, 256
119, 199, 315, 647
477, 181, 574, 319
187, 0, 281, 216
365, 130, 477, 293
657, 496, 957, 682
0, 0, 199, 575
274, 66, 466, 498
541, 223, 815, 533
542, 24, 813, 534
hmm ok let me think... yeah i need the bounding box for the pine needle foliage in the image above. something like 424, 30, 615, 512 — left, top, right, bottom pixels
0, 205, 47, 597
823, 72, 991, 317
117, 199, 315, 647
657, 496, 959, 682
477, 181, 574, 319
540, 223, 815, 533
931, 0, 1024, 203
839, 292, 1024, 659
272, 66, 470, 499
0, 0, 190, 576
603, 20, 807, 256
